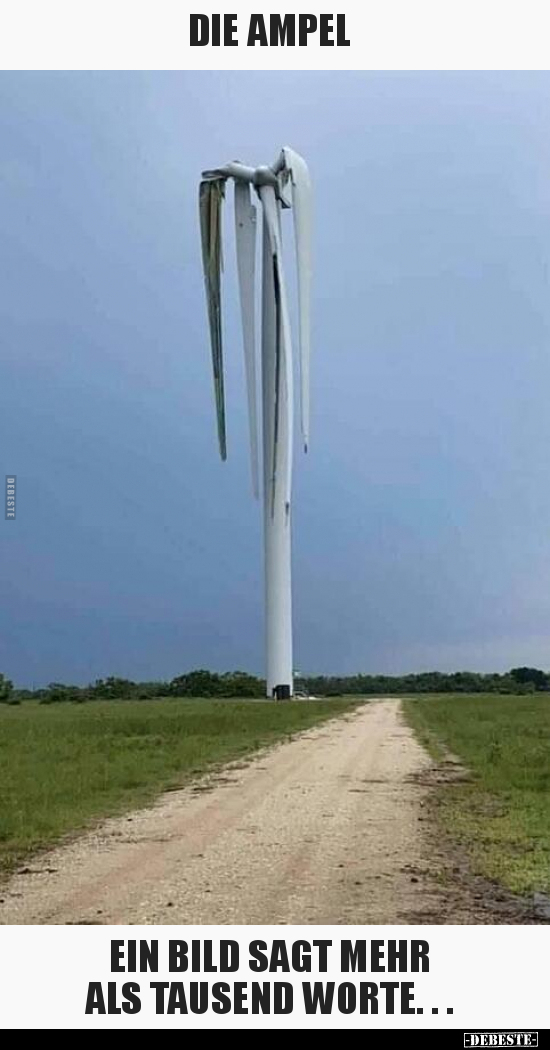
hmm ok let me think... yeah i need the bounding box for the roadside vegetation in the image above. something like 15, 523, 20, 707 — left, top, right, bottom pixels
403, 693, 550, 895
0, 696, 359, 875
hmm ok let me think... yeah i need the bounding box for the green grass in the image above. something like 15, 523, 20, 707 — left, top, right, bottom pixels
403, 694, 550, 895
0, 696, 359, 874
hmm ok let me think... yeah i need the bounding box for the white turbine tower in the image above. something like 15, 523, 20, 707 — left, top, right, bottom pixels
199, 148, 312, 699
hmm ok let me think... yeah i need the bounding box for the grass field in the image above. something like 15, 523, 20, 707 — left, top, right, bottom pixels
403, 694, 550, 895
0, 697, 359, 875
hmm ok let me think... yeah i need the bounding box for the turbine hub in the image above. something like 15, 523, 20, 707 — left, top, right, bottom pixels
253, 165, 279, 188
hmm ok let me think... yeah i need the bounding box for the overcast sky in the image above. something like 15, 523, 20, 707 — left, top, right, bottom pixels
2, 71, 550, 687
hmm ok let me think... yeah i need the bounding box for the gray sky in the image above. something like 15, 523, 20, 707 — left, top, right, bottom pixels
2, 71, 550, 687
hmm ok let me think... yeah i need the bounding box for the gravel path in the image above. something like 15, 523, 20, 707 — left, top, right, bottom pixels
0, 700, 526, 925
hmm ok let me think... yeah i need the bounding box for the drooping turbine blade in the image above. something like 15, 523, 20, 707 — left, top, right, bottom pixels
282, 147, 312, 452
234, 182, 259, 499
259, 184, 294, 517
199, 177, 227, 460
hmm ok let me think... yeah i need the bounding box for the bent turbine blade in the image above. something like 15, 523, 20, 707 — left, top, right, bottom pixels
282, 147, 312, 452
259, 185, 294, 516
199, 178, 227, 460
234, 182, 259, 499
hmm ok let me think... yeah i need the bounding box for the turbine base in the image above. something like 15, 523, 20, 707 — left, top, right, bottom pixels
272, 684, 291, 701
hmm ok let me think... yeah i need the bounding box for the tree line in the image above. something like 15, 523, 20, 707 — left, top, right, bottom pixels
0, 665, 549, 704
299, 666, 550, 696
0, 670, 265, 704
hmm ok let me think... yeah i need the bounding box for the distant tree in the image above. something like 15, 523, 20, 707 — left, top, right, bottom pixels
169, 670, 222, 697
135, 680, 169, 699
0, 674, 13, 703
168, 670, 264, 698
91, 677, 135, 699
509, 667, 548, 691
40, 682, 85, 704
218, 671, 264, 698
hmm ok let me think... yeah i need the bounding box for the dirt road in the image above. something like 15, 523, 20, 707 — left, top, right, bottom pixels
0, 700, 529, 924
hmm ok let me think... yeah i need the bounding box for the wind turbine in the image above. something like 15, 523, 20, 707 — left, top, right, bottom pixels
199, 148, 312, 699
